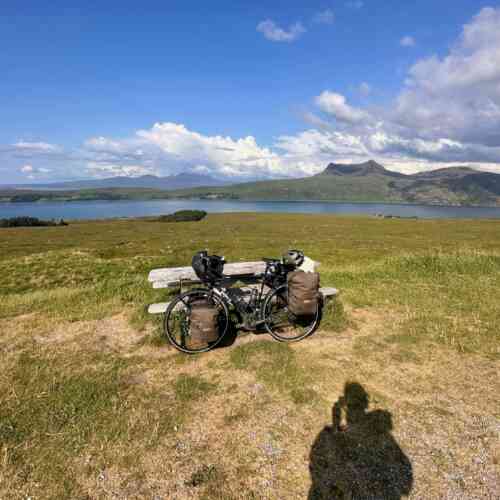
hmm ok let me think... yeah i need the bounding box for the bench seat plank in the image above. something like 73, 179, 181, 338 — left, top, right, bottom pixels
148, 261, 266, 284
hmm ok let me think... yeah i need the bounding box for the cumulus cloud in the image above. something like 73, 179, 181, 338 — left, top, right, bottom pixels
135, 122, 290, 178
18, 164, 52, 179
400, 36, 415, 47
313, 9, 335, 25
3, 7, 500, 182
295, 7, 500, 172
315, 91, 371, 124
392, 7, 500, 146
256, 19, 306, 42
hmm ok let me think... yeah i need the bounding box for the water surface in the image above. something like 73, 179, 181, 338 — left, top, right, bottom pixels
1, 199, 500, 220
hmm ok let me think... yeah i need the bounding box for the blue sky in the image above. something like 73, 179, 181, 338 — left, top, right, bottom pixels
1, 1, 500, 183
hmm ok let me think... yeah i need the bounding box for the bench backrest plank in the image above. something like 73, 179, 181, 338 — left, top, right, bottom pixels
149, 257, 319, 289
148, 261, 266, 284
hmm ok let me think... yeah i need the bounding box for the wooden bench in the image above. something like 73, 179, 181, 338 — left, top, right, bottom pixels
148, 259, 338, 314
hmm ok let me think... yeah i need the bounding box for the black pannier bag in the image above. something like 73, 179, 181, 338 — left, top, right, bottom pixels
189, 302, 219, 347
287, 270, 320, 316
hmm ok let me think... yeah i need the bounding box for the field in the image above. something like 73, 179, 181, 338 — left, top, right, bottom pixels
0, 213, 499, 499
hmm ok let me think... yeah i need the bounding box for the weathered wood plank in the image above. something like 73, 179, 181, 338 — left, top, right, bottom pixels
319, 287, 339, 297
149, 257, 319, 289
148, 261, 266, 284
151, 274, 263, 289
148, 286, 338, 314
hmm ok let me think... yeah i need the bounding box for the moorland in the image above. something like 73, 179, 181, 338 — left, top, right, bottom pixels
0, 213, 499, 498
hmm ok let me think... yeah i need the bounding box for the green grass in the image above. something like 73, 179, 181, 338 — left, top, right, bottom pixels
1, 351, 129, 497
1, 213, 499, 354
0, 213, 499, 497
230, 341, 320, 404
174, 374, 218, 402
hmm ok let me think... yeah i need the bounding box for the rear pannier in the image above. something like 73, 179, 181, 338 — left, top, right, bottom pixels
189, 303, 219, 347
287, 271, 320, 316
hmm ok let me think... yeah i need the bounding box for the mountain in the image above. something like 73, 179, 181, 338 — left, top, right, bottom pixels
5, 172, 228, 191
321, 160, 405, 178
2, 161, 499, 206
412, 166, 478, 180
166, 161, 500, 206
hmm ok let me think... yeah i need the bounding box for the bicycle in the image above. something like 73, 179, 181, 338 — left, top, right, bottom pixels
164, 254, 321, 353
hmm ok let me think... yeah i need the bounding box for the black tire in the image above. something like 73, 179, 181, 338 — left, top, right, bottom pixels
164, 289, 230, 354
263, 285, 320, 342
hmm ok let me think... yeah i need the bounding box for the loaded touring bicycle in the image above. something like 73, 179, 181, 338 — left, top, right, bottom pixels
163, 250, 322, 353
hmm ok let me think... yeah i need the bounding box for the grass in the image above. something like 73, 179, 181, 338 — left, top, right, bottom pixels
174, 374, 218, 402
0, 213, 499, 498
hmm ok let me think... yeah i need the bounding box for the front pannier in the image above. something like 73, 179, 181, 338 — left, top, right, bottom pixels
287, 271, 320, 316
189, 303, 219, 347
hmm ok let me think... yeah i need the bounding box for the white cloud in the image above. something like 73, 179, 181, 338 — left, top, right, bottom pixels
292, 6, 500, 173
256, 19, 306, 42
134, 122, 288, 178
393, 7, 500, 145
14, 141, 61, 152
86, 162, 158, 178
315, 91, 371, 124
3, 8, 500, 182
18, 164, 52, 178
313, 9, 335, 25
400, 36, 415, 47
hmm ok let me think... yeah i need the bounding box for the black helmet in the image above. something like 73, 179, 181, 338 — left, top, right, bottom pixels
282, 249, 304, 268
192, 251, 225, 283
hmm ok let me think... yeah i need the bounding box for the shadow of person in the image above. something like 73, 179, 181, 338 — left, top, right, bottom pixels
308, 382, 413, 499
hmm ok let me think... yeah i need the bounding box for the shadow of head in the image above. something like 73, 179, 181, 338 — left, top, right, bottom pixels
309, 381, 412, 500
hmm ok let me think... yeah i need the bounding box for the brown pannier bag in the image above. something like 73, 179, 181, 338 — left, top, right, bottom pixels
190, 304, 219, 348
287, 271, 320, 316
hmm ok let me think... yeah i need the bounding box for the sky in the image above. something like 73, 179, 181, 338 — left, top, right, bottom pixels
2, 1, 500, 183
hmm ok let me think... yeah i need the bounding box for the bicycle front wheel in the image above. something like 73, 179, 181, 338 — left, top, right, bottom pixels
263, 285, 320, 342
164, 289, 229, 354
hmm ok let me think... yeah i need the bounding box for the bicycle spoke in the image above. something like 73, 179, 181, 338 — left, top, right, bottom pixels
165, 290, 229, 354
264, 286, 319, 342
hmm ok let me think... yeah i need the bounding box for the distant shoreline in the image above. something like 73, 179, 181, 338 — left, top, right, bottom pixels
1, 195, 500, 209
1, 199, 500, 221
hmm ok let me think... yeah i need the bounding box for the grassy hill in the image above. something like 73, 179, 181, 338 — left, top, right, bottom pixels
0, 213, 499, 498
171, 161, 500, 206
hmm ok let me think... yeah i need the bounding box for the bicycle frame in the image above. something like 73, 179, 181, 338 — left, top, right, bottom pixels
204, 263, 285, 328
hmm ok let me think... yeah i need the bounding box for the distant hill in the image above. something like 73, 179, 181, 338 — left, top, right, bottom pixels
1, 161, 499, 206
5, 172, 228, 191
166, 160, 500, 206
321, 160, 405, 178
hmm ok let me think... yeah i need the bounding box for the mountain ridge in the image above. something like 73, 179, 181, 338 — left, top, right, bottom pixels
165, 160, 500, 206
3, 172, 229, 191
1, 161, 499, 207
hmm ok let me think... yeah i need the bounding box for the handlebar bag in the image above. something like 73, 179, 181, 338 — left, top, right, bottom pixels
287, 270, 320, 316
190, 303, 219, 347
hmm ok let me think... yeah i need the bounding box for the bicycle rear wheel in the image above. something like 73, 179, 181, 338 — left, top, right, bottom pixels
164, 289, 229, 353
263, 285, 320, 342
